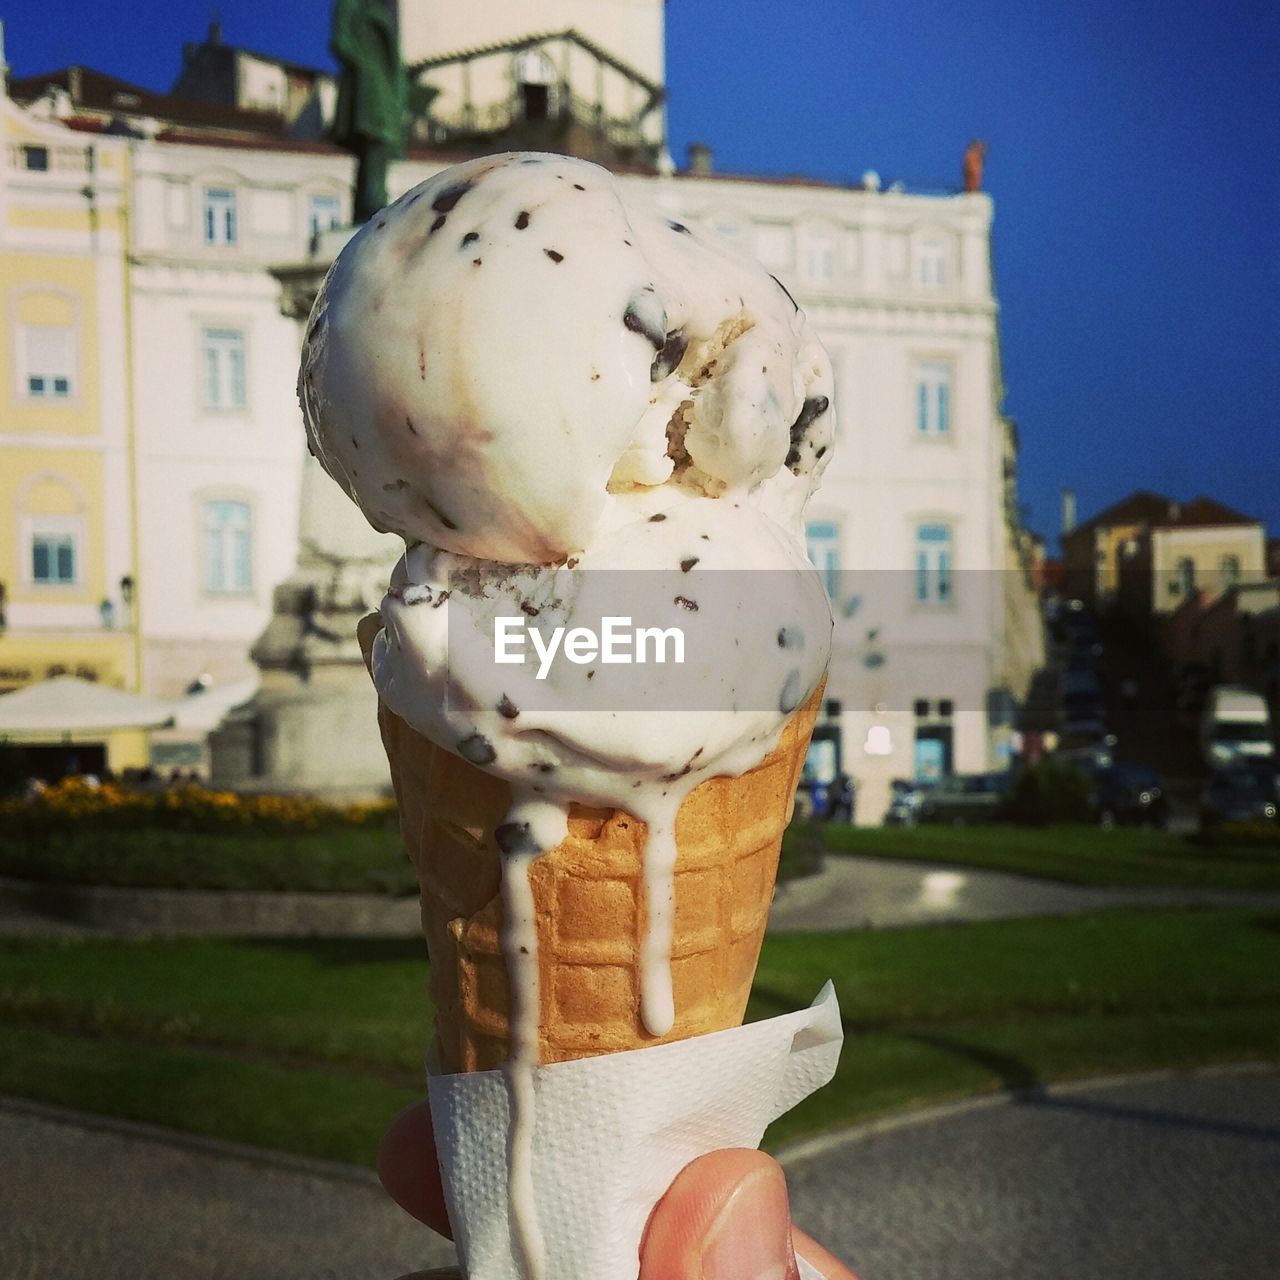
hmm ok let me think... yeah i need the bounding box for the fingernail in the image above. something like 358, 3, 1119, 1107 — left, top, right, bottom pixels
701, 1164, 797, 1280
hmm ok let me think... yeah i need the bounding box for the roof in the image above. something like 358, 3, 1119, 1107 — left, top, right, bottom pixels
1151, 496, 1260, 529
0, 677, 174, 735
1069, 489, 1260, 536
9, 66, 290, 138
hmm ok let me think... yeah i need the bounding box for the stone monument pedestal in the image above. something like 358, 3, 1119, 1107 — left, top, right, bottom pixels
210, 229, 402, 798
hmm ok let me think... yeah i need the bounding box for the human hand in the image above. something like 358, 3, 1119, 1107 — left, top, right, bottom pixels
379, 1100, 857, 1280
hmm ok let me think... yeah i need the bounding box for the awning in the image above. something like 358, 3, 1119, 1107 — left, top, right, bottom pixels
0, 677, 175, 734
169, 674, 260, 732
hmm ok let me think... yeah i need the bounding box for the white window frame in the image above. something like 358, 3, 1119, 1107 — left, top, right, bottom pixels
800, 224, 837, 284
201, 498, 254, 596
914, 360, 953, 438
201, 327, 247, 412
26, 514, 83, 588
806, 520, 840, 597
307, 192, 342, 239
203, 186, 238, 246
1218, 555, 1241, 590
918, 237, 948, 287
19, 323, 77, 401
915, 522, 954, 606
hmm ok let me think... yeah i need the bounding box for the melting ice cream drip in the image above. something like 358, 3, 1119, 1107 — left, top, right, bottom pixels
494, 795, 564, 1280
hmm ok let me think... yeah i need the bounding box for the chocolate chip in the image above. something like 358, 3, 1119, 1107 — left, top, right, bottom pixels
674, 596, 699, 611
777, 626, 805, 650
544, 249, 564, 263
515, 211, 531, 230
623, 287, 667, 351
431, 181, 472, 213
472, 258, 483, 266
460, 231, 479, 247
680, 557, 699, 573
587, 670, 595, 679
650, 330, 688, 382
787, 395, 831, 470
520, 601, 540, 617
497, 695, 520, 720
535, 762, 555, 773
418, 347, 426, 379
405, 416, 418, 434
668, 220, 690, 234
458, 733, 496, 765
430, 214, 447, 233
375, 219, 387, 229
779, 670, 804, 714
648, 513, 667, 522
495, 821, 536, 855
573, 183, 585, 190
431, 590, 450, 608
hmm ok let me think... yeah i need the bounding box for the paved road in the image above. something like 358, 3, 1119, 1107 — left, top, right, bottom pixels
3, 1069, 1277, 1280
5, 858, 1279, 940
785, 1068, 1280, 1280
767, 855, 1280, 931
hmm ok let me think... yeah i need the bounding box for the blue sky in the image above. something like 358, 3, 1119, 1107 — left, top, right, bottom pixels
7, 0, 1277, 544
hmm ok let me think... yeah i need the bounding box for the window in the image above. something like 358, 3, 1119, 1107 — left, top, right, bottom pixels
23, 325, 75, 398
202, 328, 246, 411
29, 518, 80, 586
22, 145, 50, 171
801, 225, 836, 283
1219, 555, 1241, 590
203, 186, 237, 245
1176, 557, 1196, 596
203, 500, 253, 594
918, 238, 947, 287
916, 523, 953, 604
806, 521, 840, 596
915, 362, 952, 436
913, 699, 930, 718
308, 193, 342, 238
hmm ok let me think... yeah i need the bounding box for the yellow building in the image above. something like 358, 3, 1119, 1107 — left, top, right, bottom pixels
0, 94, 145, 772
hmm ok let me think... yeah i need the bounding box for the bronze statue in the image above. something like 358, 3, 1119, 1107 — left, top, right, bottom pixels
330, 0, 407, 223
963, 139, 988, 193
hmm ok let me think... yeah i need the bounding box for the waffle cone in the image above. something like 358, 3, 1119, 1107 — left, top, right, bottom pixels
376, 671, 823, 1074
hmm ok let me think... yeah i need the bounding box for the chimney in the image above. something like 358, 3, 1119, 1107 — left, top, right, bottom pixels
686, 142, 713, 175
1061, 489, 1077, 536
209, 18, 223, 44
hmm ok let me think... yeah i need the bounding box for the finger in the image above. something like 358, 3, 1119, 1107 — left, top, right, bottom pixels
795, 1226, 860, 1280
377, 1100, 453, 1239
639, 1148, 800, 1280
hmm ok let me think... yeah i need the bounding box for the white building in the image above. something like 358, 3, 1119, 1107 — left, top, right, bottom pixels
5, 3, 1042, 811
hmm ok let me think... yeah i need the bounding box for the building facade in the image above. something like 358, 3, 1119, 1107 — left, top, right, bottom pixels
0, 94, 149, 771
3, 5, 1043, 812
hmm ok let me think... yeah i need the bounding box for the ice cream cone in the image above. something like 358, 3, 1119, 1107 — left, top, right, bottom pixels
374, 662, 824, 1074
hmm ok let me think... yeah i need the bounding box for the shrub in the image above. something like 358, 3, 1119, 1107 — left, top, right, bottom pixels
1003, 760, 1093, 826
0, 777, 398, 836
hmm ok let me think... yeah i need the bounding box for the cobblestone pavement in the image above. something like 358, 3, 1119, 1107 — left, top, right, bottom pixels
783, 1067, 1280, 1280
4, 1069, 1276, 1280
0, 1103, 457, 1280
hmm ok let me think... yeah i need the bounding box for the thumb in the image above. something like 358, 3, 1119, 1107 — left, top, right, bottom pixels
640, 1149, 799, 1280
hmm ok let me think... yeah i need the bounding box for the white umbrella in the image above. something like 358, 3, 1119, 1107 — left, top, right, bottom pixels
0, 677, 175, 734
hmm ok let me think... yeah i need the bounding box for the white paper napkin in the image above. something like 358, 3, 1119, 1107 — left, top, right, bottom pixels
427, 982, 843, 1280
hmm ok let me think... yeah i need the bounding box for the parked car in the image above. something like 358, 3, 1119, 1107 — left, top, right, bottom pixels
1200, 686, 1275, 769
918, 772, 1012, 825
1089, 764, 1168, 829
1199, 762, 1280, 831
884, 778, 935, 826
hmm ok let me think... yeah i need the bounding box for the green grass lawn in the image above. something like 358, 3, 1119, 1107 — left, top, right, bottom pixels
823, 823, 1280, 891
1, 907, 1276, 1163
